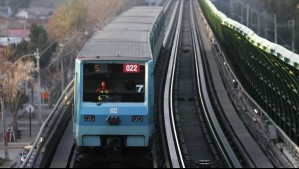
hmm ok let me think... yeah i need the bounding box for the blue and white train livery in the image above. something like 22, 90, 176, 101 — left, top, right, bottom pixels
73, 6, 165, 154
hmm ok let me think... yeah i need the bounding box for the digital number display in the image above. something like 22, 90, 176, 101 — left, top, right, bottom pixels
123, 64, 140, 73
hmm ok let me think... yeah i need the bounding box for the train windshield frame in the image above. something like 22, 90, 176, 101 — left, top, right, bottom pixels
82, 63, 146, 103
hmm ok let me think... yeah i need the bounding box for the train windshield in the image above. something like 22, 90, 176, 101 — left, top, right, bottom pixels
83, 63, 145, 103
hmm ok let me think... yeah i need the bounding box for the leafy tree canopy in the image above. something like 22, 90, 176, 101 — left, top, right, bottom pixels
30, 24, 57, 68
48, 0, 87, 39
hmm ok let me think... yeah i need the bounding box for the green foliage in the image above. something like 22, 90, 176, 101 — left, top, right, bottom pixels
40, 42, 58, 69
30, 24, 49, 50
0, 158, 5, 166
17, 91, 29, 109
9, 40, 30, 62
29, 24, 57, 68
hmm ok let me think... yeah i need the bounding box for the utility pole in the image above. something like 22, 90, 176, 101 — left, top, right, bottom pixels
246, 3, 250, 27
1, 98, 9, 160
29, 107, 32, 137
264, 13, 268, 39
274, 13, 278, 43
241, 4, 244, 24
35, 49, 42, 125
61, 60, 64, 94
258, 10, 261, 35
59, 43, 65, 94
229, 0, 234, 17
292, 19, 295, 52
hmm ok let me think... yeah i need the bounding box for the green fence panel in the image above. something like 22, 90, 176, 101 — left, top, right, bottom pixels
199, 0, 299, 144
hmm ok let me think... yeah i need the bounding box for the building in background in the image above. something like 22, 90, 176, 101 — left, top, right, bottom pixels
15, 7, 54, 20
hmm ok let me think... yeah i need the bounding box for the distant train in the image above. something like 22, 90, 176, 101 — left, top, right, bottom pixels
73, 6, 165, 156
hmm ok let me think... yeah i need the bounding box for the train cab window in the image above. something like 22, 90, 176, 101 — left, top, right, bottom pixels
83, 63, 145, 103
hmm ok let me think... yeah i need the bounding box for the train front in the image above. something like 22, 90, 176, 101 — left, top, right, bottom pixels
74, 58, 154, 152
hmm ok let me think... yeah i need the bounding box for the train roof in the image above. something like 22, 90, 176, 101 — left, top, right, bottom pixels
78, 6, 163, 59
92, 30, 148, 42
103, 23, 153, 32
120, 9, 162, 18
79, 30, 151, 59
112, 16, 158, 24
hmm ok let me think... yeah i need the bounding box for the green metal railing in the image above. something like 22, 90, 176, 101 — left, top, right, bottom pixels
199, 0, 299, 144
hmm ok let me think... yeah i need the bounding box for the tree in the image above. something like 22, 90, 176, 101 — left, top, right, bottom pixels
30, 24, 57, 68
47, 0, 145, 39
0, 45, 14, 63
47, 0, 87, 39
30, 24, 48, 50
0, 24, 57, 135
83, 0, 126, 27
82, 0, 143, 30
0, 47, 36, 139
9, 40, 30, 62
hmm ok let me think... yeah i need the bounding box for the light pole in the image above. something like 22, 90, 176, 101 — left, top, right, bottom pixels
34, 49, 42, 125
1, 99, 9, 159
288, 19, 295, 53
0, 75, 9, 160
292, 19, 295, 53
29, 107, 32, 137
59, 43, 65, 95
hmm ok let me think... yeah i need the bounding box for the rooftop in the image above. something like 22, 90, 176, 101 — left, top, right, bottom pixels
25, 7, 54, 17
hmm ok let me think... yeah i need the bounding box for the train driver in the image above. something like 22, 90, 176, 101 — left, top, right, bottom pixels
96, 81, 110, 101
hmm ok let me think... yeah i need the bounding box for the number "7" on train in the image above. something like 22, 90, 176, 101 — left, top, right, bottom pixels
136, 85, 144, 93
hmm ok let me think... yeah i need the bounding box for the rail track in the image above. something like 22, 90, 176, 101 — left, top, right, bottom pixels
157, 0, 242, 168
173, 0, 224, 167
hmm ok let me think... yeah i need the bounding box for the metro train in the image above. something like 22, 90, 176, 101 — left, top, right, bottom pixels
73, 6, 165, 157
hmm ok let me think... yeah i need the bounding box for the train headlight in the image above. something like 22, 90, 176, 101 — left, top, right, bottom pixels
84, 115, 95, 122
132, 116, 143, 122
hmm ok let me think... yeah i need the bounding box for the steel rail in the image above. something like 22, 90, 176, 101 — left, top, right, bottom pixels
163, 0, 185, 168
190, 0, 241, 167
163, 0, 180, 47
163, 0, 172, 13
